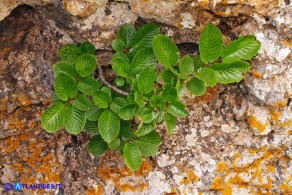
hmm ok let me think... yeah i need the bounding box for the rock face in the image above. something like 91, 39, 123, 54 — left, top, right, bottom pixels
0, 0, 291, 194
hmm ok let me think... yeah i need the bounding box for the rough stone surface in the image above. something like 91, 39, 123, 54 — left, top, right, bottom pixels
0, 1, 291, 195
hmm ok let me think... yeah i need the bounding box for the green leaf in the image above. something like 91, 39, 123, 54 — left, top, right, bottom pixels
110, 97, 127, 114
127, 93, 135, 103
162, 86, 177, 102
115, 77, 125, 86
222, 36, 261, 63
84, 120, 99, 135
140, 107, 155, 123
120, 120, 133, 141
111, 39, 125, 52
186, 77, 206, 96
131, 23, 160, 51
58, 44, 81, 64
117, 24, 136, 48
107, 138, 121, 149
130, 48, 157, 76
193, 55, 205, 71
79, 42, 95, 54
199, 23, 223, 64
87, 135, 108, 155
41, 101, 65, 133
78, 76, 100, 95
167, 101, 187, 117
150, 95, 164, 108
209, 61, 249, 84
153, 34, 179, 67
134, 91, 145, 108
101, 87, 111, 97
118, 103, 136, 120
133, 131, 161, 156
111, 52, 130, 64
111, 58, 130, 77
53, 61, 77, 77
138, 68, 157, 94
54, 74, 78, 101
164, 114, 176, 136
160, 69, 175, 84
93, 90, 112, 109
123, 143, 142, 171
85, 103, 104, 121
98, 110, 120, 143
179, 55, 194, 78
197, 68, 217, 87
75, 53, 96, 77
72, 94, 91, 111
63, 104, 86, 135
135, 123, 155, 137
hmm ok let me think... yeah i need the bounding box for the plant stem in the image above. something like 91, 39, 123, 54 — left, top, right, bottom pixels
96, 65, 129, 96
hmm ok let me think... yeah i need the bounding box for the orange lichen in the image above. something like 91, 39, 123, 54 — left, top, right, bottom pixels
86, 184, 104, 195
270, 110, 281, 123
275, 119, 292, 128
97, 159, 153, 193
215, 161, 226, 174
179, 171, 199, 185
195, 87, 217, 103
272, 99, 288, 108
210, 177, 224, 190
247, 116, 268, 132
250, 69, 262, 78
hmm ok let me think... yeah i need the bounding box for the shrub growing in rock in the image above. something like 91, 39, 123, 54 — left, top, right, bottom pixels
41, 23, 261, 170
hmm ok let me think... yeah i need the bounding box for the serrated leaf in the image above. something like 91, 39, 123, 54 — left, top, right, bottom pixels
117, 24, 136, 48
112, 52, 130, 64
222, 36, 261, 63
164, 114, 176, 136
131, 23, 160, 51
209, 61, 249, 84
93, 90, 112, 109
179, 55, 194, 78
160, 69, 175, 84
107, 138, 121, 149
138, 68, 157, 94
123, 143, 142, 171
58, 44, 81, 64
150, 95, 164, 108
84, 120, 99, 135
162, 86, 177, 102
53, 61, 77, 77
63, 104, 86, 135
72, 94, 91, 111
118, 103, 136, 120
193, 55, 205, 71
87, 135, 108, 155
120, 120, 133, 141
140, 107, 155, 123
133, 131, 161, 156
199, 23, 223, 64
54, 74, 78, 101
98, 110, 120, 143
101, 87, 111, 97
41, 101, 65, 133
134, 91, 145, 108
79, 42, 95, 54
111, 58, 130, 77
110, 97, 127, 114
167, 101, 187, 117
197, 68, 217, 87
127, 93, 135, 103
111, 39, 125, 52
186, 77, 206, 96
86, 103, 104, 121
78, 76, 100, 95
75, 53, 96, 77
135, 123, 155, 137
130, 48, 157, 76
153, 34, 178, 67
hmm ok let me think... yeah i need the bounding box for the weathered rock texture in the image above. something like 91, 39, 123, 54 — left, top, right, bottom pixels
0, 0, 291, 194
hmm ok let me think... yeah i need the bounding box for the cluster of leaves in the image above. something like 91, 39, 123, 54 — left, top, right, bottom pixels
41, 23, 261, 170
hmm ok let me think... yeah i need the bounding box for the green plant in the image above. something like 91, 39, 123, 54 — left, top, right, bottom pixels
41, 23, 261, 170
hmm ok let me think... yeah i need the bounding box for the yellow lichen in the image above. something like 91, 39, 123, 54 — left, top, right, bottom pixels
250, 70, 262, 78
247, 116, 268, 133
179, 171, 199, 185
270, 110, 281, 123
215, 161, 226, 174
272, 100, 287, 108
